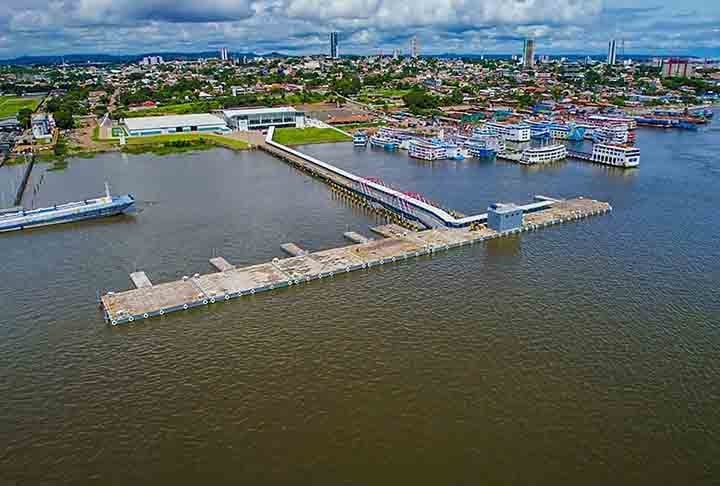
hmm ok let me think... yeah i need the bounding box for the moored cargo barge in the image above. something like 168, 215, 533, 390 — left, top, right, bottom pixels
0, 185, 135, 233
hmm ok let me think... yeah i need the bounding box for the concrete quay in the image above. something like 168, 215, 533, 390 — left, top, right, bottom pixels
101, 197, 611, 325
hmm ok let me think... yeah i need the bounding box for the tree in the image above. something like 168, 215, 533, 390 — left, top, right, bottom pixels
402, 89, 439, 113
111, 109, 127, 121
513, 92, 536, 109
584, 69, 602, 87
609, 96, 626, 107
93, 105, 108, 117
54, 110, 74, 130
332, 75, 362, 96
17, 108, 32, 129
443, 89, 463, 106
53, 137, 68, 157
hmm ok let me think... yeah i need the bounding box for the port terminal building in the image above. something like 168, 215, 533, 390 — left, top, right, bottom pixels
222, 107, 305, 131
122, 114, 230, 137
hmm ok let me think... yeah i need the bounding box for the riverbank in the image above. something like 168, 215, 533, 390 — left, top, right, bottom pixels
8, 131, 252, 164
122, 133, 250, 154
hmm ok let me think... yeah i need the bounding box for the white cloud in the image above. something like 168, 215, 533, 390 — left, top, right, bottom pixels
282, 0, 603, 27
0, 0, 718, 58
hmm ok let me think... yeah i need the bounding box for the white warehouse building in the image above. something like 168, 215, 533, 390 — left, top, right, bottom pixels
122, 114, 230, 137
222, 107, 305, 131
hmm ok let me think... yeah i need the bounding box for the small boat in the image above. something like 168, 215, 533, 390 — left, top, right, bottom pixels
353, 132, 368, 147
0, 184, 135, 233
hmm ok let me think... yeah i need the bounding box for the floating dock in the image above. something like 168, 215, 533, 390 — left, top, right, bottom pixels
101, 197, 612, 325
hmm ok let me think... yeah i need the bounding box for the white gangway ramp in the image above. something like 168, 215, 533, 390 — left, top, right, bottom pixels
343, 231, 371, 244
130, 272, 153, 289
280, 243, 307, 256
209, 257, 235, 272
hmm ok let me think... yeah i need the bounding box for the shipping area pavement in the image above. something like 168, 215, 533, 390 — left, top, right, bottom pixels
102, 197, 611, 325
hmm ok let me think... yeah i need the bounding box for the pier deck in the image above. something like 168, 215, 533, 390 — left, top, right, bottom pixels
101, 197, 611, 325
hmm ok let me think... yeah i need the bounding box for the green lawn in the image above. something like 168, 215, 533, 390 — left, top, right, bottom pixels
125, 132, 250, 150
0, 95, 42, 118
273, 127, 351, 145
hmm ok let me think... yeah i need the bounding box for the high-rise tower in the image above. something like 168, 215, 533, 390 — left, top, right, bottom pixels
522, 39, 535, 68
330, 32, 339, 59
607, 39, 617, 65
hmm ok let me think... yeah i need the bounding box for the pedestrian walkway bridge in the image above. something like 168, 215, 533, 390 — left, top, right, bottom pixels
263, 127, 557, 229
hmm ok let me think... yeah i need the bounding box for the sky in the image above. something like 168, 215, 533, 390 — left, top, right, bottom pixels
0, 0, 718, 59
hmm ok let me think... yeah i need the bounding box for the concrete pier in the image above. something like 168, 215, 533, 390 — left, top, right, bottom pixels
101, 197, 612, 325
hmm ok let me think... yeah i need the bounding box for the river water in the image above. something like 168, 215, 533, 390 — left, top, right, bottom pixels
1, 122, 718, 484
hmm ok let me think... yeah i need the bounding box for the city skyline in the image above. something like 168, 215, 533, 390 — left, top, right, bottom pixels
0, 0, 718, 59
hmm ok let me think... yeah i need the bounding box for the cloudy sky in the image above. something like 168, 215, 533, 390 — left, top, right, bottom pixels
0, 0, 718, 59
